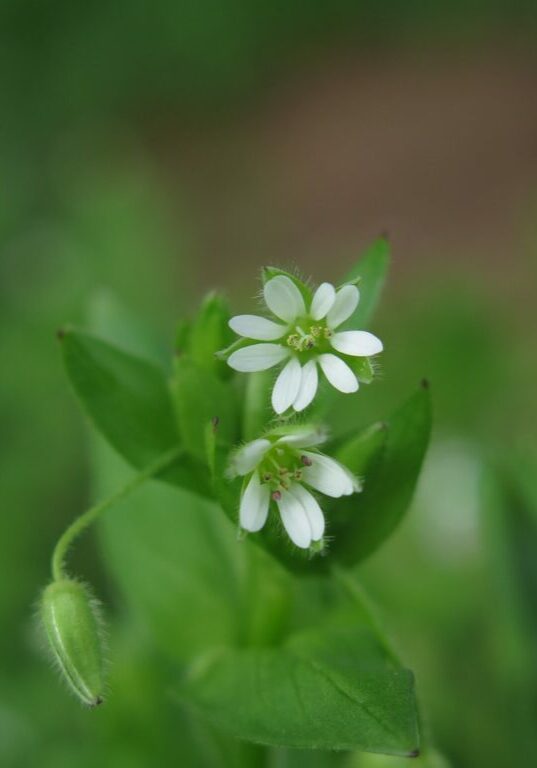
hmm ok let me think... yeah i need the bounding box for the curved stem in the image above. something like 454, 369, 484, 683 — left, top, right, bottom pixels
51, 446, 183, 582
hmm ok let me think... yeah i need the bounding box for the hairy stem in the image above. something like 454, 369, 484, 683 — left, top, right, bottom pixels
51, 446, 183, 581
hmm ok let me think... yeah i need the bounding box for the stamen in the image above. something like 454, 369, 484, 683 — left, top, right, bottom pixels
271, 490, 282, 501
301, 455, 313, 467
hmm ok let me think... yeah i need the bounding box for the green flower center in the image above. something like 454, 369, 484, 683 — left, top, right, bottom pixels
286, 319, 333, 357
257, 443, 311, 495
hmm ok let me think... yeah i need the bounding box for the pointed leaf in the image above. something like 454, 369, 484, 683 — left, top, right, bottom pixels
330, 384, 432, 565
171, 355, 239, 463
180, 623, 419, 755
188, 291, 235, 375
60, 327, 209, 495
340, 237, 390, 329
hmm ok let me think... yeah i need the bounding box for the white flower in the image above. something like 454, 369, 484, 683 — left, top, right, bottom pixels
229, 427, 361, 550
226, 274, 383, 414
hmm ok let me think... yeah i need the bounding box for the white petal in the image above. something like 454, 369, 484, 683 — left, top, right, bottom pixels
302, 452, 357, 498
231, 439, 271, 476
276, 490, 311, 549
276, 425, 327, 449
264, 276, 306, 322
288, 484, 325, 541
326, 285, 359, 329
331, 331, 383, 357
310, 282, 336, 321
292, 359, 319, 412
228, 343, 289, 372
272, 358, 302, 415
240, 472, 270, 532
229, 315, 288, 341
318, 353, 359, 393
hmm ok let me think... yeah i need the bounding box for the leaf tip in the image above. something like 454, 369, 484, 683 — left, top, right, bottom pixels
379, 228, 390, 243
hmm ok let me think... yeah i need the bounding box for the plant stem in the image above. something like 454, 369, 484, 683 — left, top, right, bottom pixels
51, 446, 183, 582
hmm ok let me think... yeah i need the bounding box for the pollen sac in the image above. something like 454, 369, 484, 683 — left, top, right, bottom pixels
40, 579, 106, 707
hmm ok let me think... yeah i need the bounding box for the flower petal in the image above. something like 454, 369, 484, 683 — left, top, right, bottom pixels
302, 452, 357, 497
288, 484, 325, 541
276, 490, 312, 549
272, 358, 302, 415
229, 314, 288, 341
264, 276, 306, 322
240, 472, 270, 532
326, 285, 360, 329
230, 439, 271, 477
310, 282, 336, 321
318, 353, 359, 393
228, 343, 289, 372
276, 425, 327, 449
331, 330, 383, 357
292, 359, 319, 412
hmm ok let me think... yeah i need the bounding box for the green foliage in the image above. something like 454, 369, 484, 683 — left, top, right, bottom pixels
330, 385, 432, 565
171, 356, 239, 463
60, 328, 179, 467
180, 622, 418, 754
60, 327, 210, 496
340, 237, 390, 331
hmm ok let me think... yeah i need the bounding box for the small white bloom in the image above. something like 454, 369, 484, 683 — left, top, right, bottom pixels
230, 428, 360, 550
225, 273, 382, 413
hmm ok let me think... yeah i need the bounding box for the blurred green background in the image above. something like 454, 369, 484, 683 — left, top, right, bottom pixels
1, 1, 536, 766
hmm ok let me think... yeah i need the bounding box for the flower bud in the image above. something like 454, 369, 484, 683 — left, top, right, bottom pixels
40, 579, 106, 707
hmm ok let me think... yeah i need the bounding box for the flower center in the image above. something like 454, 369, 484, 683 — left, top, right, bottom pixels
258, 445, 310, 493
286, 322, 333, 353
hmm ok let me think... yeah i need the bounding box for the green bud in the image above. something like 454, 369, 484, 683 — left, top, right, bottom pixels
40, 579, 106, 707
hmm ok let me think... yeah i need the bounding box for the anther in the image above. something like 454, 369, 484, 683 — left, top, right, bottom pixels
271, 490, 282, 501
262, 473, 273, 483
301, 455, 313, 466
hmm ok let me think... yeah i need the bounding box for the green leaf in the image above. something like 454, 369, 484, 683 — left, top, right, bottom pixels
171, 355, 239, 463
340, 237, 390, 330
334, 421, 388, 475
61, 327, 178, 466
180, 623, 419, 755
348, 748, 450, 767
188, 291, 235, 375
330, 384, 432, 565
60, 327, 209, 495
